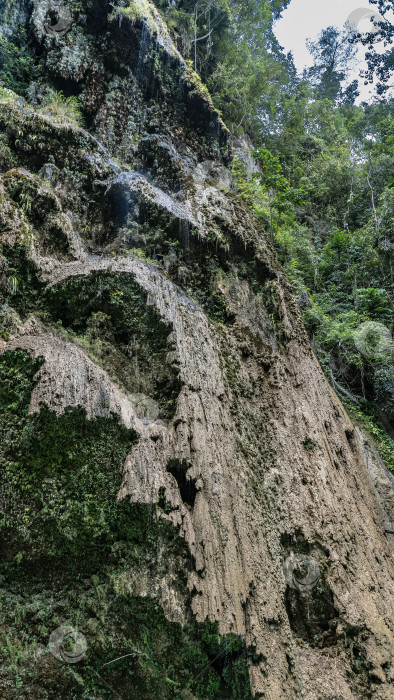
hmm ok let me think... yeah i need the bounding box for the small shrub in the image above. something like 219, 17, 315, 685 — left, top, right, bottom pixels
303, 439, 315, 451
37, 90, 83, 126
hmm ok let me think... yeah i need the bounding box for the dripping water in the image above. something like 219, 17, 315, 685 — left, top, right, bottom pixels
136, 22, 150, 88
216, 115, 221, 153
179, 219, 190, 263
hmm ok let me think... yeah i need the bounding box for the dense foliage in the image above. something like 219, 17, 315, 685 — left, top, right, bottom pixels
232, 96, 393, 458
353, 0, 394, 96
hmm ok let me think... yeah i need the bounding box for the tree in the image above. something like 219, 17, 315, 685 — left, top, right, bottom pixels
305, 26, 358, 103
350, 0, 393, 96
155, 0, 231, 74
206, 0, 293, 132
156, 0, 292, 133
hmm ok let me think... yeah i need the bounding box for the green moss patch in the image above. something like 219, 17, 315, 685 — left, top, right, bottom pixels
0, 349, 138, 564
44, 272, 182, 420
0, 245, 46, 323
0, 349, 254, 699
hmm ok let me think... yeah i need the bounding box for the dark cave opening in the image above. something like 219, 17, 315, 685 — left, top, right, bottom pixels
166, 459, 197, 508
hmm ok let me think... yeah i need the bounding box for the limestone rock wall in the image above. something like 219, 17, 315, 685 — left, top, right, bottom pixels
0, 2, 393, 698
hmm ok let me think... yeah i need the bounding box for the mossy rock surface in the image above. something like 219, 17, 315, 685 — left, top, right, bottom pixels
0, 350, 253, 699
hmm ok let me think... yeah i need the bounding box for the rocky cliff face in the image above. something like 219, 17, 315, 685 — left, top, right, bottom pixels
0, 2, 393, 699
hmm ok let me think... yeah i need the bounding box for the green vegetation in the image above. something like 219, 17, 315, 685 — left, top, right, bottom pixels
37, 90, 84, 126
0, 350, 253, 698
0, 245, 45, 321
303, 439, 315, 451
231, 98, 394, 470
0, 27, 33, 94
0, 349, 137, 562
114, 0, 174, 48
0, 247, 182, 421
156, 0, 291, 133
0, 1, 393, 696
